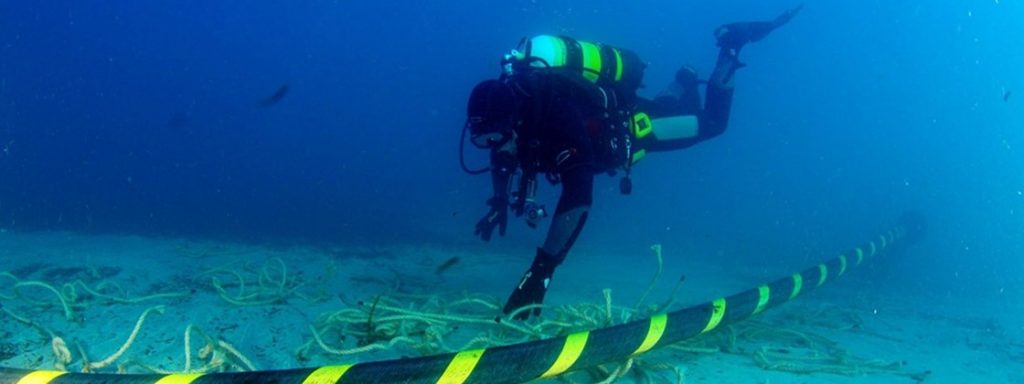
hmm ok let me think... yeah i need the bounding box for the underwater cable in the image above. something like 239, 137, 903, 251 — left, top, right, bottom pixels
0, 217, 922, 384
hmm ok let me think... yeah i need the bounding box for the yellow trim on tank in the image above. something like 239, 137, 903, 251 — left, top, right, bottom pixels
817, 264, 828, 287
633, 313, 667, 355
438, 349, 485, 384
613, 48, 624, 81
579, 41, 602, 82
700, 298, 727, 334
838, 255, 848, 276
555, 37, 569, 67
541, 331, 589, 378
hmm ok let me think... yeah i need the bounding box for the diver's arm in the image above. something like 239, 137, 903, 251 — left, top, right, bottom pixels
489, 144, 517, 202
474, 142, 518, 241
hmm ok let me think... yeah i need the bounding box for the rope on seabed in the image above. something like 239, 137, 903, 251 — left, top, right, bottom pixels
0, 235, 927, 382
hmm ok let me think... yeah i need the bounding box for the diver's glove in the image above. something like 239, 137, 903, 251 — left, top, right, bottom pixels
503, 248, 557, 320
714, 4, 803, 53
474, 196, 508, 241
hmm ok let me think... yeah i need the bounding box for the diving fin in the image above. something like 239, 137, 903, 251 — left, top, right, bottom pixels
714, 4, 804, 53
503, 248, 557, 320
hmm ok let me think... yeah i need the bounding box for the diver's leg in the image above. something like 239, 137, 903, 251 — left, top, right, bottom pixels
503, 153, 593, 320
700, 48, 742, 140
638, 51, 740, 153
702, 4, 803, 136
540, 169, 592, 259
640, 7, 801, 153
538, 125, 595, 264
501, 121, 598, 319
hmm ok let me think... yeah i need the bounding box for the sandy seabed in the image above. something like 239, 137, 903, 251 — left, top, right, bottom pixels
0, 230, 1020, 383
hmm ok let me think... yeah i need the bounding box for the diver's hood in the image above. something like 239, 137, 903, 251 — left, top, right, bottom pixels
466, 80, 517, 135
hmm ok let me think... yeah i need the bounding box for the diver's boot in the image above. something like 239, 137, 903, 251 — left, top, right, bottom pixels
503, 248, 558, 320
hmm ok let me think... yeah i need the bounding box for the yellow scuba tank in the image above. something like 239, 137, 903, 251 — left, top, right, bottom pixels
502, 35, 646, 96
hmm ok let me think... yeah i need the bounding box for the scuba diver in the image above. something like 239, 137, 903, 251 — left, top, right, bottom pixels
461, 6, 802, 320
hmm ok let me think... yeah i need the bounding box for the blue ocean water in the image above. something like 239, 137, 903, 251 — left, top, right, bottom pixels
1, 0, 1021, 359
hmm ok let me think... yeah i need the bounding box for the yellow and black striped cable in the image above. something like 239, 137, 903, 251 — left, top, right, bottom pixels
0, 226, 909, 384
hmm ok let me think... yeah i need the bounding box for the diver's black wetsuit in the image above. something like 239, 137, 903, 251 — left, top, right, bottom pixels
512, 48, 739, 259
475, 5, 802, 319
488, 47, 744, 319
638, 48, 740, 152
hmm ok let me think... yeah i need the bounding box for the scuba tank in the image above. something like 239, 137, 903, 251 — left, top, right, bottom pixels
501, 35, 646, 104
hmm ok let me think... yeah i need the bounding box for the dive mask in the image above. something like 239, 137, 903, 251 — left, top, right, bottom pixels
466, 80, 517, 148
468, 116, 513, 148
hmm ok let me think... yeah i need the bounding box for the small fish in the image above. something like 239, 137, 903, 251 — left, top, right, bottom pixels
1004, 89, 1012, 102
435, 256, 460, 275
258, 84, 290, 107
